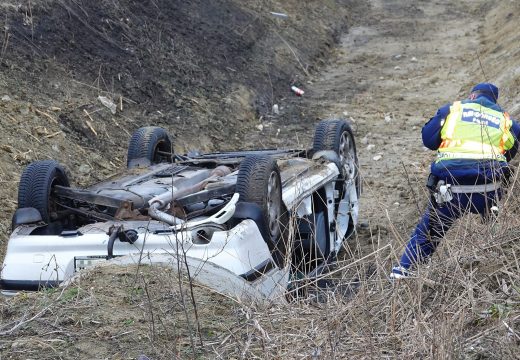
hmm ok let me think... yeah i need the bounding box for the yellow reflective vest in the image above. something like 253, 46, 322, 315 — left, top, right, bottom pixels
437, 101, 514, 162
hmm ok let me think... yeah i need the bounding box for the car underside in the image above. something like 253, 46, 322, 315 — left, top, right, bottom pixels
1, 119, 360, 301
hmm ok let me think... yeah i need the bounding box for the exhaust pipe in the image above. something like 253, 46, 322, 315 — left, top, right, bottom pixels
148, 166, 232, 225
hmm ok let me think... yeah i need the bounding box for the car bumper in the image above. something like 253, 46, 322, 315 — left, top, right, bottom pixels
1, 219, 288, 300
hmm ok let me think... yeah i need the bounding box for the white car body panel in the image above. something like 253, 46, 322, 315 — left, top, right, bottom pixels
3, 219, 272, 279
1, 156, 355, 301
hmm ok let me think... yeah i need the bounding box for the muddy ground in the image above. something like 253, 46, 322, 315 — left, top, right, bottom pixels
1, 0, 520, 358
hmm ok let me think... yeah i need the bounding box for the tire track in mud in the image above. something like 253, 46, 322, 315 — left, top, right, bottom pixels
301, 0, 488, 271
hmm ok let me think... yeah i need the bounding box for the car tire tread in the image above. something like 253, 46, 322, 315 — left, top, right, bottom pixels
18, 160, 70, 223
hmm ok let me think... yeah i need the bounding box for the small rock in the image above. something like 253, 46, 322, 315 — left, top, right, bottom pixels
311, 347, 322, 360
411, 57, 418, 62
1, 95, 11, 101
35, 127, 48, 136
270, 12, 289, 19
384, 114, 392, 122
393, 54, 402, 60
373, 155, 382, 161
256, 124, 263, 131
360, 136, 369, 145
98, 96, 117, 114
272, 104, 279, 115
379, 76, 385, 80
394, 202, 400, 206
78, 164, 92, 174
342, 111, 349, 116
358, 221, 370, 229
20, 105, 30, 115
394, 66, 401, 70
366, 144, 375, 151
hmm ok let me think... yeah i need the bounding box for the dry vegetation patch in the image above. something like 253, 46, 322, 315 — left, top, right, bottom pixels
1, 222, 518, 359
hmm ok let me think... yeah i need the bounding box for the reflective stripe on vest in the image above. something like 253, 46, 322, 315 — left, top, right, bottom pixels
437, 101, 513, 163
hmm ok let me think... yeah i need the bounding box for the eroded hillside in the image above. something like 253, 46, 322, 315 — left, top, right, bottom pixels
0, 0, 365, 251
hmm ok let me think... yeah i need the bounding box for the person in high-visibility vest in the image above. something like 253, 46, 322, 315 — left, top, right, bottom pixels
390, 83, 520, 279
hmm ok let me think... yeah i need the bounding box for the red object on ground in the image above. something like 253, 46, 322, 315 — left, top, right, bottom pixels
291, 85, 305, 96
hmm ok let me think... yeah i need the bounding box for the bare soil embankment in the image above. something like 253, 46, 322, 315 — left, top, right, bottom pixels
0, 0, 363, 251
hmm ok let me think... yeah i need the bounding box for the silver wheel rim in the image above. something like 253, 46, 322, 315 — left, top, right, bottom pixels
267, 171, 282, 239
339, 131, 357, 181
337, 129, 359, 239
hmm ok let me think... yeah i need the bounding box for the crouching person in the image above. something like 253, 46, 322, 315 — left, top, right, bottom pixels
391, 83, 520, 278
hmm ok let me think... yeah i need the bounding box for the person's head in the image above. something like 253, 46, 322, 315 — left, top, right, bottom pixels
469, 82, 499, 103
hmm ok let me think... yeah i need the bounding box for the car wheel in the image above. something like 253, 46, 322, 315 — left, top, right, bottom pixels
127, 126, 173, 168
17, 160, 70, 224
296, 210, 329, 260
291, 186, 332, 277
313, 119, 360, 194
236, 154, 287, 265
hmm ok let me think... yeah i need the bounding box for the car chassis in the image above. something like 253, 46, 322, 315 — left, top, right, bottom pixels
1, 119, 360, 301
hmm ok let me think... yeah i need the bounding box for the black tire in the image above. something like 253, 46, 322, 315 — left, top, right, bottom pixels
127, 126, 172, 168
296, 211, 329, 260
292, 188, 331, 276
236, 154, 287, 265
18, 160, 70, 224
313, 118, 360, 196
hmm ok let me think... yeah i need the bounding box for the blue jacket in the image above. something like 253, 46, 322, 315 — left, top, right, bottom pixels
422, 94, 520, 184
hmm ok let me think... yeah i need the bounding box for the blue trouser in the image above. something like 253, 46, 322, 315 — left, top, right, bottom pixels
399, 190, 500, 269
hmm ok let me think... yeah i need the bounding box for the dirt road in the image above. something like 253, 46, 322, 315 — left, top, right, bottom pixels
292, 0, 494, 258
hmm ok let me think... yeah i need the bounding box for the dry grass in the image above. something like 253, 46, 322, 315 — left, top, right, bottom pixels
1, 177, 519, 359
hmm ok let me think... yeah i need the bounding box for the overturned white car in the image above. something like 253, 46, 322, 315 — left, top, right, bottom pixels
1, 119, 360, 300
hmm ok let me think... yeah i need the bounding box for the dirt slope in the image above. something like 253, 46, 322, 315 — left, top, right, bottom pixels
2, 0, 520, 359
0, 0, 362, 252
